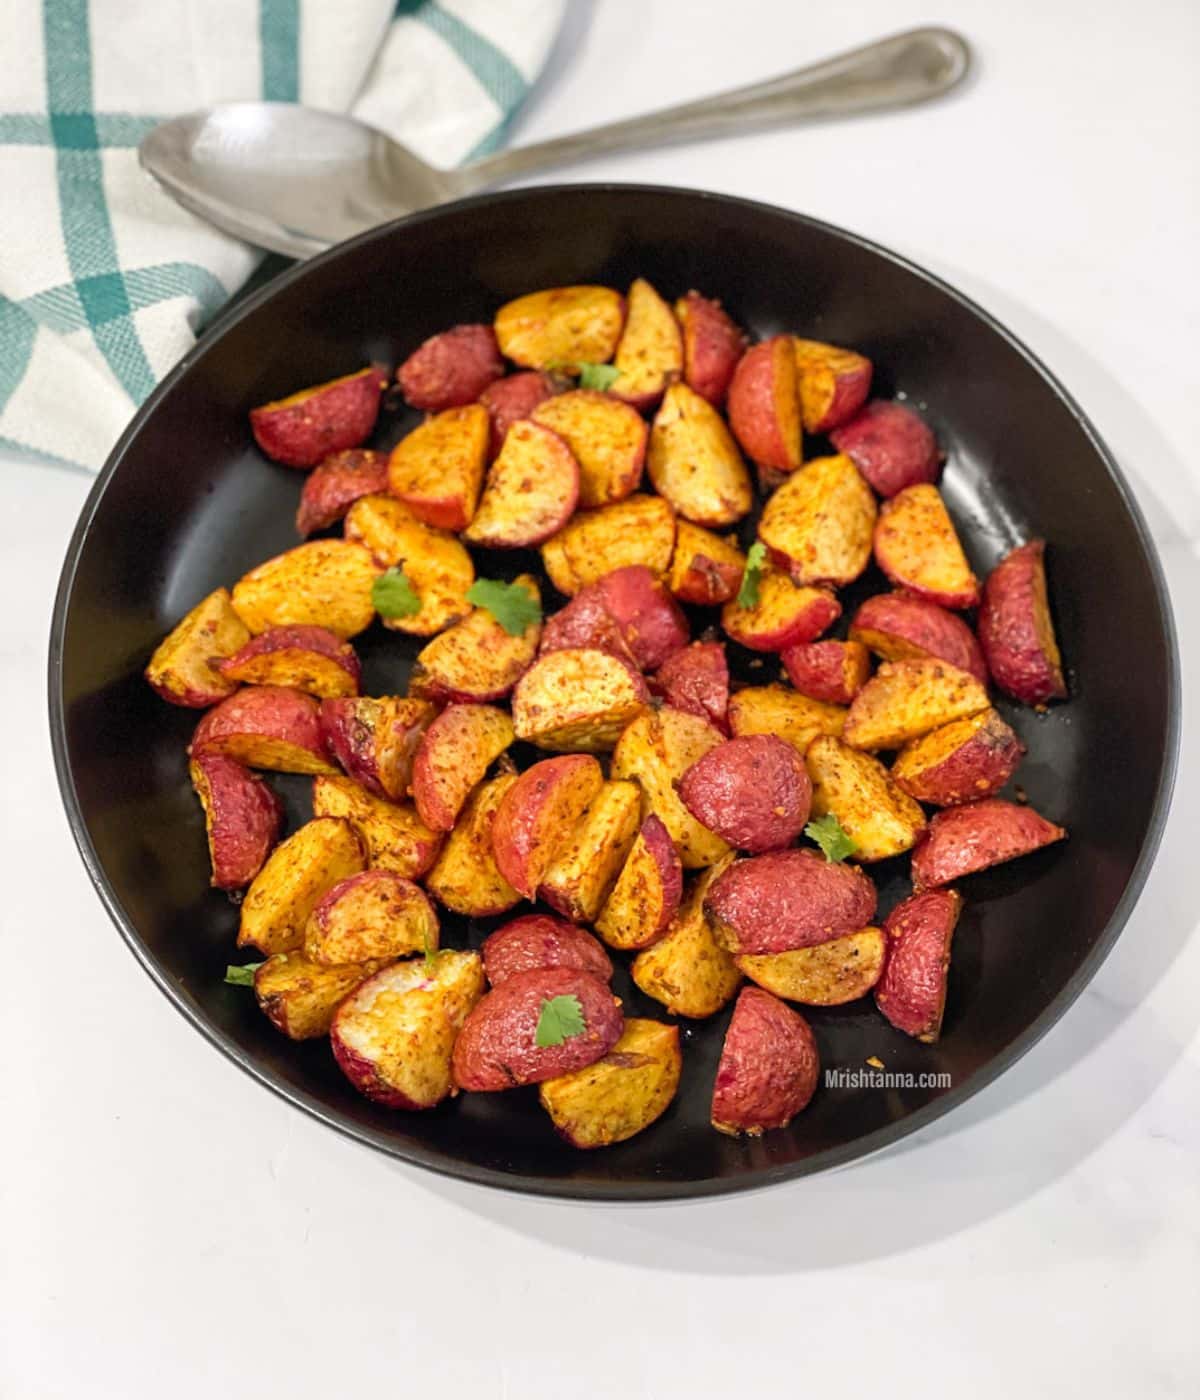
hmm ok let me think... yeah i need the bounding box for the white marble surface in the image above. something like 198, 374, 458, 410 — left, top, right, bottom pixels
4, 2, 1199, 1395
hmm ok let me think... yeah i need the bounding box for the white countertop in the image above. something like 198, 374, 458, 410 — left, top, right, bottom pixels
5, 2, 1199, 1395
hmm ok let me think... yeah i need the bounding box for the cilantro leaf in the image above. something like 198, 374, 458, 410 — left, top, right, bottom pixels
466, 578, 542, 636
737, 541, 768, 609
535, 994, 587, 1048
372, 567, 421, 619
805, 813, 857, 863
576, 362, 621, 392
224, 962, 264, 987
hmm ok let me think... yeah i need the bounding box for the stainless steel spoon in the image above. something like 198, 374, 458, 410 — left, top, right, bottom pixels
139, 26, 970, 260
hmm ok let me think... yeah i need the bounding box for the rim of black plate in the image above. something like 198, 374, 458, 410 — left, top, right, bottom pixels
47, 184, 1182, 1202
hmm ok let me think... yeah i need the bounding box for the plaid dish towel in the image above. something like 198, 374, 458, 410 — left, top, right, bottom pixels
0, 0, 564, 471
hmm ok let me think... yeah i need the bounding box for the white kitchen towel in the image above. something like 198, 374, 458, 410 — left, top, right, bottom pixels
0, 0, 564, 471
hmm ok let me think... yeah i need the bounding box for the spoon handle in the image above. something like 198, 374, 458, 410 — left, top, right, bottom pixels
462, 27, 969, 189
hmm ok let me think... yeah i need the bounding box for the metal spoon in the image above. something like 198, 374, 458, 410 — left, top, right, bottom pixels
139, 26, 970, 260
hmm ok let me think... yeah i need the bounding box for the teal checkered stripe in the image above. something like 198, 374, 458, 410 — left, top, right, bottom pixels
0, 0, 200, 428
395, 0, 531, 159
21, 262, 228, 334
0, 113, 160, 145
2, 0, 542, 469
1, 0, 308, 427
38, 0, 158, 404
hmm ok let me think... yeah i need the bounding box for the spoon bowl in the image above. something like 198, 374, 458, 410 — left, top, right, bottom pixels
141, 104, 461, 258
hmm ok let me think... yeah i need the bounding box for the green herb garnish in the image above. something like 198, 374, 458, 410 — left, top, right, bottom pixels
535, 994, 586, 1048
805, 813, 857, 863
576, 362, 621, 392
371, 567, 421, 619
466, 578, 543, 636
736, 541, 768, 609
224, 962, 264, 987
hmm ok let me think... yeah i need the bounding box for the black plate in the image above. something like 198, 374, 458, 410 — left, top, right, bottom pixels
49, 185, 1179, 1200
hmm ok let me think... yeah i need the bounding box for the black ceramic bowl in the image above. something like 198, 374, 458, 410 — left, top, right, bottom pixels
50, 186, 1178, 1200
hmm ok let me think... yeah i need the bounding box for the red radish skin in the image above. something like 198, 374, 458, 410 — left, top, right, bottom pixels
675, 292, 746, 406
479, 371, 559, 457
711, 987, 820, 1135
310, 868, 431, 925
726, 337, 802, 473
849, 591, 987, 683
190, 685, 332, 773
830, 400, 940, 497
189, 752, 283, 889
295, 449, 389, 536
781, 639, 871, 706
678, 735, 811, 853
490, 754, 604, 898
875, 889, 963, 1041
977, 540, 1068, 704
592, 566, 689, 671
539, 567, 688, 671
539, 591, 639, 666
674, 551, 741, 605
331, 1042, 414, 1107
250, 367, 385, 469
451, 968, 623, 1090
482, 915, 614, 986
705, 848, 878, 955
398, 324, 504, 411
652, 642, 730, 732
912, 798, 1066, 890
